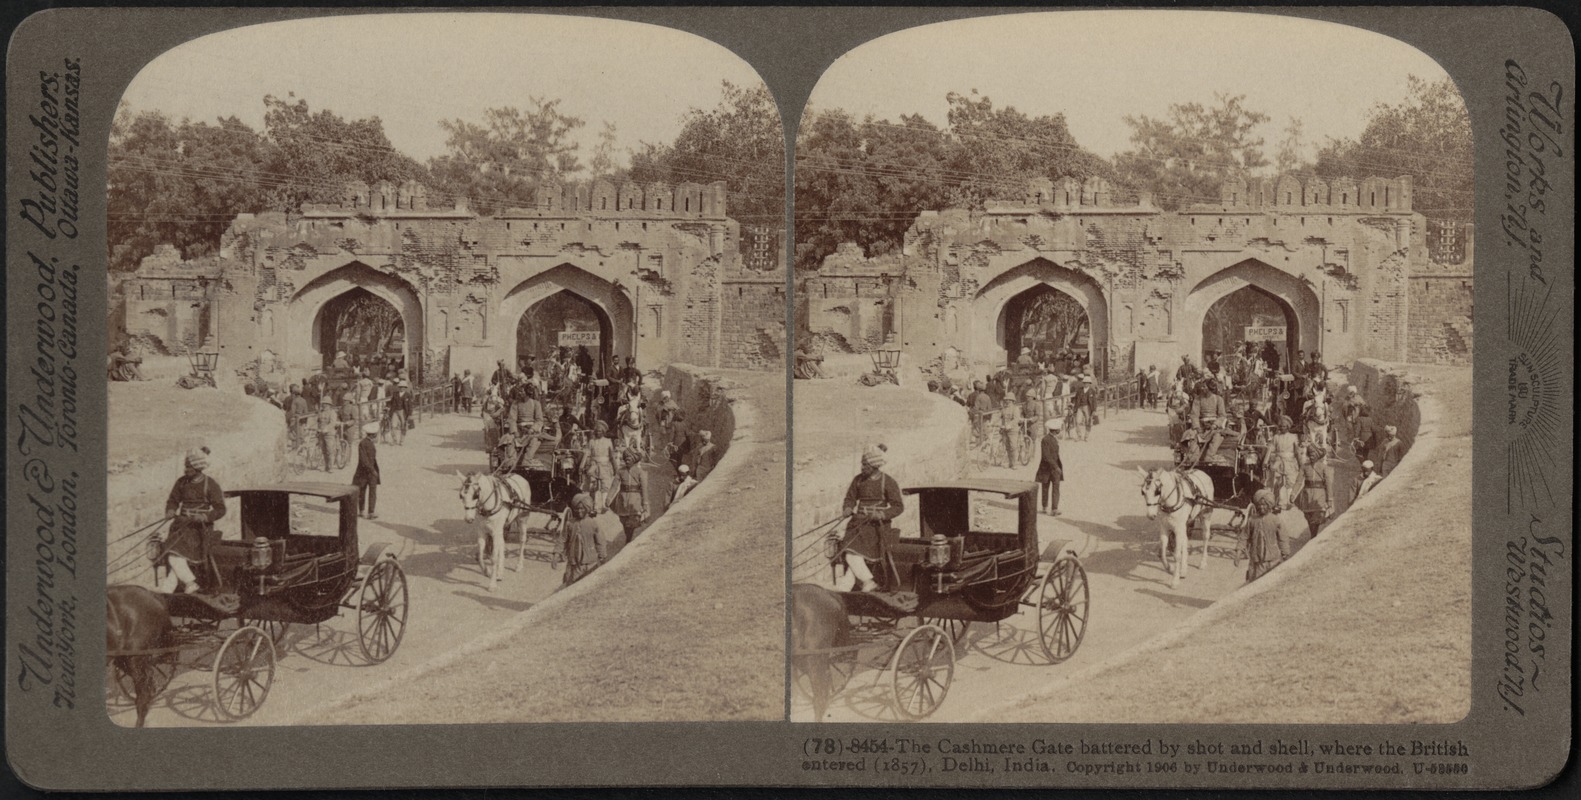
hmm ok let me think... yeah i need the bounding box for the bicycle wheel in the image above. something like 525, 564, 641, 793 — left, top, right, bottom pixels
335, 436, 351, 470
1019, 431, 1035, 467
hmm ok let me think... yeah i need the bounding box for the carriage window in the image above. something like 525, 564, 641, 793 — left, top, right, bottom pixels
291, 496, 342, 538
968, 492, 1018, 535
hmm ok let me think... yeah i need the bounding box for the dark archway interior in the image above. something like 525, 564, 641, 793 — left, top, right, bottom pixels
517, 291, 611, 376
1005, 285, 1090, 370
319, 288, 405, 374
1202, 285, 1298, 369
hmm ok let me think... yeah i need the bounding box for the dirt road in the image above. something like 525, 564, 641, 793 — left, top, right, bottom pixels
792, 402, 1295, 722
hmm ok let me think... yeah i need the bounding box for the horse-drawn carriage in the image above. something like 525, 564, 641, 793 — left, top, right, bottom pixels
793, 480, 1090, 720
107, 483, 409, 726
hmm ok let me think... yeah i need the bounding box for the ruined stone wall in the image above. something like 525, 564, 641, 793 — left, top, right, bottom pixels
1407, 221, 1475, 366
720, 275, 787, 370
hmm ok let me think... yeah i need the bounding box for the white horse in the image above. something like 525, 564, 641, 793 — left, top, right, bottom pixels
458, 471, 533, 592
1138, 467, 1215, 588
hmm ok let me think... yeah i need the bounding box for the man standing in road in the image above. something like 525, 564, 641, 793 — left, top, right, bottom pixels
1035, 418, 1064, 516
1243, 489, 1295, 583
316, 397, 339, 471
353, 422, 380, 519
610, 450, 650, 544
562, 492, 607, 584
836, 446, 903, 593
967, 380, 993, 444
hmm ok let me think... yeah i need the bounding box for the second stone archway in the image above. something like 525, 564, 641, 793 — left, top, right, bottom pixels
973, 257, 1109, 377
498, 264, 635, 378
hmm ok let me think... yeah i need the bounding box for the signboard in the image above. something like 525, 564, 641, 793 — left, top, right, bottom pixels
1244, 325, 1286, 341
558, 330, 601, 347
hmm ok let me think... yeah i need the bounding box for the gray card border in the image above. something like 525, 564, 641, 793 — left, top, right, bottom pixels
4, 4, 1575, 791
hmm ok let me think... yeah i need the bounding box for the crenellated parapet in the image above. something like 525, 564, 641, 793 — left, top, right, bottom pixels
300, 180, 730, 220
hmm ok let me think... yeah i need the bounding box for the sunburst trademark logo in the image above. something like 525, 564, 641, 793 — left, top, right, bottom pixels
1505, 275, 1565, 512
1505, 353, 1546, 428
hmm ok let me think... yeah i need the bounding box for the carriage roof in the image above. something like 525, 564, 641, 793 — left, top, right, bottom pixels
903, 479, 1037, 498
224, 482, 360, 501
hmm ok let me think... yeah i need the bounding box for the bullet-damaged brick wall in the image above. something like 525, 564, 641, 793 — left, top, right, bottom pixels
721, 278, 787, 370
1407, 277, 1473, 366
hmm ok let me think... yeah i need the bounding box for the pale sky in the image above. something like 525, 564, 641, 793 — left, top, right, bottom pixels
119, 13, 768, 167
809, 11, 1456, 162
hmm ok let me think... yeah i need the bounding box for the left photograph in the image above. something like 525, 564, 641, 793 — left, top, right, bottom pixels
104, 12, 787, 726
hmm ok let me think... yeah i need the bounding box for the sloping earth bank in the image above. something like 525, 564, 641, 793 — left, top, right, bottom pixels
305, 369, 786, 723
980, 365, 1472, 723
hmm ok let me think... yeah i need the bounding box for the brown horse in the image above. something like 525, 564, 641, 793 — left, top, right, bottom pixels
791, 584, 849, 721
106, 585, 171, 727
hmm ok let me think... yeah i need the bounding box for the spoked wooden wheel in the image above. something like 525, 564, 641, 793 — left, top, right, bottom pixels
891, 624, 955, 720
212, 626, 276, 721
356, 558, 409, 663
1037, 557, 1090, 664
238, 615, 290, 648
921, 617, 973, 654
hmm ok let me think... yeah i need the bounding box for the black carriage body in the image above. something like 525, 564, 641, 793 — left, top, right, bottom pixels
850, 480, 1043, 625
178, 484, 364, 626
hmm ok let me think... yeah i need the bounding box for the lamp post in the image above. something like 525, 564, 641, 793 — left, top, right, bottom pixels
871, 332, 902, 374
188, 334, 219, 387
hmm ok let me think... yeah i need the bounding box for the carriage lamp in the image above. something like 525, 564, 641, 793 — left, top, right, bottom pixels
250, 537, 274, 570
188, 335, 220, 381
927, 534, 952, 569
871, 334, 902, 372
145, 536, 164, 564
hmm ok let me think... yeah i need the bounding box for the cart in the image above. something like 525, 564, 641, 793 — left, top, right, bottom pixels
793, 480, 1089, 720
107, 483, 409, 722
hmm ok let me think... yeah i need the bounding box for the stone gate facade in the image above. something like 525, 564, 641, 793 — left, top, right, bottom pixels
803, 174, 1475, 376
119, 178, 787, 382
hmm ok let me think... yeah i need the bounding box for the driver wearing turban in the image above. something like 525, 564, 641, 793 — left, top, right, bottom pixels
159, 447, 226, 594
836, 445, 904, 592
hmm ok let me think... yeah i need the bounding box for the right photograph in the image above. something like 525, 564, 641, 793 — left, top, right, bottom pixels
791, 11, 1473, 723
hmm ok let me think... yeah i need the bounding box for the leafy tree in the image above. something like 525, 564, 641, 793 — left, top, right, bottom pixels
588, 121, 623, 181
1274, 116, 1309, 175
1314, 76, 1472, 221
107, 106, 277, 270
426, 100, 586, 214
943, 91, 1112, 207
794, 110, 954, 270
1113, 93, 1270, 210
261, 94, 424, 210
628, 80, 786, 225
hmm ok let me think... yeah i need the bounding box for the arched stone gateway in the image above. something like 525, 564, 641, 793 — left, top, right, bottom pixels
287, 261, 425, 380
499, 263, 636, 376
1182, 259, 1320, 369
973, 258, 1108, 376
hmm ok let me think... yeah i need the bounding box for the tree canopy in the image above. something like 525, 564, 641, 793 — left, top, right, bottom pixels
1314, 76, 1473, 221
426, 99, 586, 215
629, 81, 786, 225
1111, 92, 1270, 210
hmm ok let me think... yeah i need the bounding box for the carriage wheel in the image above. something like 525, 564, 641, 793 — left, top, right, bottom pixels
356, 559, 409, 663
212, 626, 276, 721
921, 617, 972, 653
1037, 557, 1090, 664
891, 624, 954, 720
238, 615, 290, 648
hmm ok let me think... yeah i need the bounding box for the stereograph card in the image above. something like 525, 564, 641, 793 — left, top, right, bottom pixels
3, 4, 1573, 792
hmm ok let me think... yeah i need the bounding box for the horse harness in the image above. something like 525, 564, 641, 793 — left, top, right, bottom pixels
1150, 470, 1204, 514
